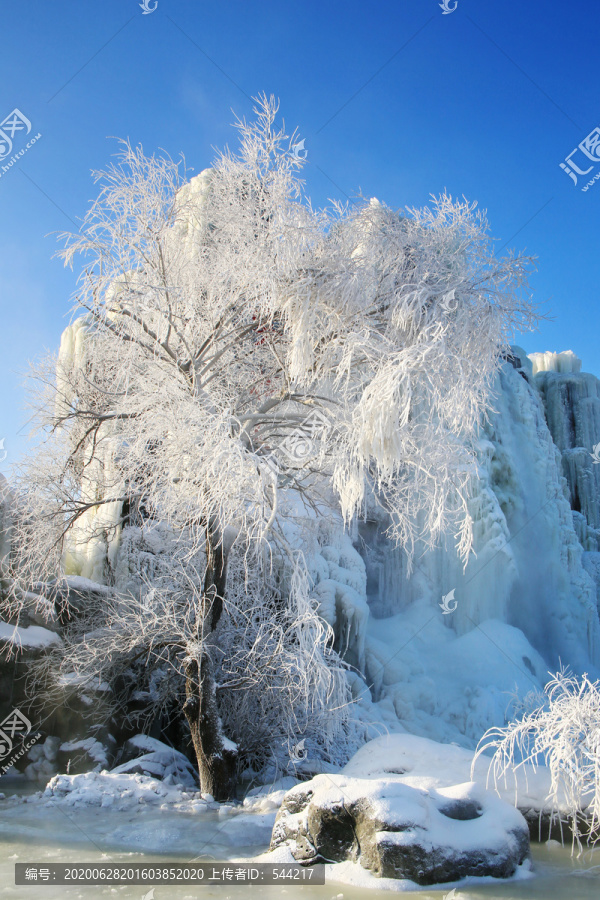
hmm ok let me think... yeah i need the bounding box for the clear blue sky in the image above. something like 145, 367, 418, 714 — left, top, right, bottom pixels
1, 0, 598, 474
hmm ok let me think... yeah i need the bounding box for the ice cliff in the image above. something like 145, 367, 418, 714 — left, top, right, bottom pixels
328, 347, 600, 748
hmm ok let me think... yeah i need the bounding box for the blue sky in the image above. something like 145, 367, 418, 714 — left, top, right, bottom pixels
0, 0, 598, 474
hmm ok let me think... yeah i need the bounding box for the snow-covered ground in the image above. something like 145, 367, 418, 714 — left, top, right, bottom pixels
1, 732, 599, 897
1, 773, 600, 899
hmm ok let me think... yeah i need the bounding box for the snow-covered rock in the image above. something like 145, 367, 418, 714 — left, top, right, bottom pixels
41, 770, 206, 810
0, 620, 61, 650
269, 771, 530, 884
111, 734, 197, 788
344, 733, 550, 809
22, 736, 61, 782
343, 732, 587, 844
0, 618, 62, 736
56, 736, 114, 776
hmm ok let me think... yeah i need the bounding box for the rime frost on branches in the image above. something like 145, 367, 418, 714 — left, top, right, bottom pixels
473, 669, 600, 852
15, 94, 535, 585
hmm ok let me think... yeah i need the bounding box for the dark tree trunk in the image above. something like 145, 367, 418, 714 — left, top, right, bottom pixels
183, 651, 237, 800
182, 517, 238, 800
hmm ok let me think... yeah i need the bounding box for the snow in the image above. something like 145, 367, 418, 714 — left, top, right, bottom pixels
243, 776, 300, 811
363, 615, 548, 746
112, 750, 197, 788
0, 619, 61, 648
63, 575, 112, 595
60, 738, 109, 768
40, 771, 201, 810
344, 732, 556, 814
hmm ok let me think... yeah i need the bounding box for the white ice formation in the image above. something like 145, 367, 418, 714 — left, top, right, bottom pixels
319, 347, 600, 748
529, 350, 582, 376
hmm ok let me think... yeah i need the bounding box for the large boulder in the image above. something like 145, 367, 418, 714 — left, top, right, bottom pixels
270, 774, 530, 885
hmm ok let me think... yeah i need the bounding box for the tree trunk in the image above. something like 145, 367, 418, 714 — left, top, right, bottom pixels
183, 651, 237, 800
183, 517, 238, 800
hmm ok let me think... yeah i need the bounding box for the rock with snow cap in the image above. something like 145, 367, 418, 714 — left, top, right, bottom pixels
270, 769, 530, 884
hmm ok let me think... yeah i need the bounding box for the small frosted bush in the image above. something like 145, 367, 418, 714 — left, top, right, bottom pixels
473, 669, 600, 853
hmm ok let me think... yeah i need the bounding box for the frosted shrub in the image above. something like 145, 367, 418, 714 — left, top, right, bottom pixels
473, 670, 600, 852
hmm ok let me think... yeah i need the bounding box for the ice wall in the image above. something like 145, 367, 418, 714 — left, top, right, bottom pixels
533, 367, 600, 542
530, 357, 600, 623
344, 348, 600, 748
529, 350, 582, 376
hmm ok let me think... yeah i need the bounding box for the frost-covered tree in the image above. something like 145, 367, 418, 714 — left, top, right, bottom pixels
4, 95, 537, 799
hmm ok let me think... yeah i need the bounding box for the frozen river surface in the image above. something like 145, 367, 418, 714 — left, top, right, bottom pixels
1, 782, 600, 900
